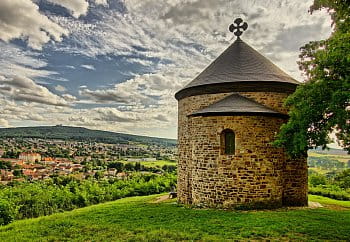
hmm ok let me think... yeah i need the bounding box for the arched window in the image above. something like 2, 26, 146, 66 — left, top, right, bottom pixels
221, 129, 235, 155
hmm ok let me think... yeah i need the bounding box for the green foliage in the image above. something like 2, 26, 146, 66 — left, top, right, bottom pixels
0, 161, 12, 170
0, 199, 16, 225
0, 173, 176, 225
274, 0, 350, 157
309, 185, 350, 200
134, 162, 141, 171
124, 162, 135, 171
334, 169, 350, 189
162, 164, 177, 173
309, 194, 350, 207
309, 173, 328, 186
94, 171, 104, 180
1, 150, 19, 159
1, 195, 350, 241
12, 169, 23, 178
308, 168, 350, 200
107, 161, 124, 172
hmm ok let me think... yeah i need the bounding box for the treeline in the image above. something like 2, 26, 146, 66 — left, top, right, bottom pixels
107, 161, 177, 173
0, 173, 176, 226
308, 156, 349, 169
308, 169, 350, 200
0, 126, 177, 146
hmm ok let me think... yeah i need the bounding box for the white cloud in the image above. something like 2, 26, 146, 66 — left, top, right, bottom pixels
0, 75, 71, 106
81, 64, 96, 70
62, 94, 77, 102
0, 118, 9, 128
0, 43, 56, 79
0, 0, 108, 50
79, 72, 183, 107
25, 113, 45, 121
93, 0, 108, 6
55, 84, 67, 92
94, 107, 140, 122
0, 0, 68, 50
47, 0, 89, 18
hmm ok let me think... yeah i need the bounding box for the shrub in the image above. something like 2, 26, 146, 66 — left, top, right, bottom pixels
334, 169, 350, 189
309, 173, 327, 186
0, 199, 16, 226
308, 185, 350, 201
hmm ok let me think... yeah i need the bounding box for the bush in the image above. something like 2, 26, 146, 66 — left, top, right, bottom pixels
309, 173, 327, 186
308, 185, 350, 201
0, 199, 16, 225
334, 169, 350, 189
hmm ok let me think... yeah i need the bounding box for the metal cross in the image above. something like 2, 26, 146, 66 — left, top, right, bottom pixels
229, 18, 248, 38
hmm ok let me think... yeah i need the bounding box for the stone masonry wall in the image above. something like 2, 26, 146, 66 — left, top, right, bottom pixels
177, 93, 230, 204
177, 91, 308, 208
283, 156, 308, 206
190, 115, 286, 208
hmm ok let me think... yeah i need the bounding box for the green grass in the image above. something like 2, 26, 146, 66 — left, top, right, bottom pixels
1, 194, 350, 241
309, 194, 350, 208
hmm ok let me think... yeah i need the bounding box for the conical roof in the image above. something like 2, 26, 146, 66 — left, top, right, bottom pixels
175, 38, 300, 100
190, 93, 287, 118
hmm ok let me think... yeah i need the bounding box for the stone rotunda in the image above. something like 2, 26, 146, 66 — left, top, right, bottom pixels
175, 18, 307, 208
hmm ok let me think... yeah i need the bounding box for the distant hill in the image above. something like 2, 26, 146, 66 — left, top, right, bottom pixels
0, 125, 177, 146
310, 147, 349, 156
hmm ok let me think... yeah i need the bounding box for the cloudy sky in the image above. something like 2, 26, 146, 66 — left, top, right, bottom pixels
0, 0, 332, 139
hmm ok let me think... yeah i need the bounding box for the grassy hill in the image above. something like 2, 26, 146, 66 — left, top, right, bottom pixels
0, 194, 349, 241
0, 125, 176, 146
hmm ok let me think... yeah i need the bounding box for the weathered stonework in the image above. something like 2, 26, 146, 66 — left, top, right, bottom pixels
177, 92, 308, 208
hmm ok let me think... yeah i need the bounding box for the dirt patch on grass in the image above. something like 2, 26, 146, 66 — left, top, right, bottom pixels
150, 195, 171, 203
321, 204, 350, 211
308, 201, 323, 209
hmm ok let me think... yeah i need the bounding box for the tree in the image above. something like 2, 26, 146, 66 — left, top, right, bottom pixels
107, 161, 124, 172
0, 161, 12, 170
309, 173, 327, 186
124, 163, 135, 171
13, 169, 23, 178
334, 169, 350, 189
274, 0, 350, 157
134, 162, 141, 171
94, 171, 104, 180
0, 199, 15, 226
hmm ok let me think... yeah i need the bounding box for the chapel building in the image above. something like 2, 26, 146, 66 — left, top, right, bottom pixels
175, 19, 308, 208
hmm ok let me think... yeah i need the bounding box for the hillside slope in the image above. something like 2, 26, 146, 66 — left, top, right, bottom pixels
0, 195, 349, 241
0, 125, 176, 146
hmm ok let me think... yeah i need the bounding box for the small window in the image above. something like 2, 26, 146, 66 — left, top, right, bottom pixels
221, 129, 235, 155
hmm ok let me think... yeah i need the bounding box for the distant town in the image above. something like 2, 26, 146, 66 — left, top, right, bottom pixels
0, 138, 177, 184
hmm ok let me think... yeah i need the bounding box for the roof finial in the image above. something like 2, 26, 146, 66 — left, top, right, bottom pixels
229, 18, 248, 38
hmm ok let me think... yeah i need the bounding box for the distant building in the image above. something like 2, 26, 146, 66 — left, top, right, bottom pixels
126, 158, 142, 162
19, 152, 41, 163
42, 157, 54, 165
107, 168, 117, 176
142, 158, 156, 162
0, 170, 14, 181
